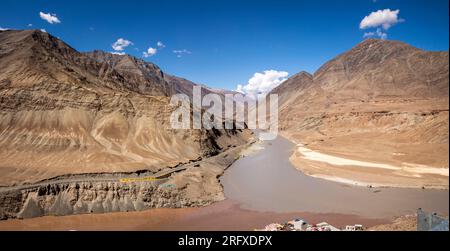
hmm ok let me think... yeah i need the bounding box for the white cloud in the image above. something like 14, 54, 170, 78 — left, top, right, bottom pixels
40, 29, 47, 33
143, 47, 157, 57
141, 41, 164, 57
360, 9, 403, 30
157, 41, 165, 48
112, 38, 133, 51
0, 26, 10, 31
236, 70, 289, 96
111, 51, 125, 55
360, 9, 403, 40
28, 24, 33, 27
173, 49, 192, 58
39, 12, 61, 24
363, 28, 387, 39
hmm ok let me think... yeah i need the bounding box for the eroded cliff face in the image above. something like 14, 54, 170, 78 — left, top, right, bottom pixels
0, 29, 250, 187
0, 144, 250, 220
1, 180, 214, 220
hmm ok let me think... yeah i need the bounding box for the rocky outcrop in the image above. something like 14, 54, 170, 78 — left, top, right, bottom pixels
0, 180, 199, 220
0, 180, 208, 220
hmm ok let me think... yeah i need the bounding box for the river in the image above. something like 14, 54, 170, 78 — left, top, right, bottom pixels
220, 136, 449, 218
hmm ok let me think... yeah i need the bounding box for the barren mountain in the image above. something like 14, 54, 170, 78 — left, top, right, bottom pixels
0, 29, 249, 187
270, 38, 449, 188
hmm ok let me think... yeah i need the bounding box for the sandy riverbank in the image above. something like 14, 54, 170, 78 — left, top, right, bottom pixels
289, 140, 449, 189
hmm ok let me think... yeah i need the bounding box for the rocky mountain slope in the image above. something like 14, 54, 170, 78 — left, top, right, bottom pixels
0, 29, 249, 187
270, 38, 449, 188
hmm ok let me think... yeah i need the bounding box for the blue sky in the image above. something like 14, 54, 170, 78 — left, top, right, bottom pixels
1, 0, 448, 92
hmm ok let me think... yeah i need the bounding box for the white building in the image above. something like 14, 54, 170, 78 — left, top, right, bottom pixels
292, 219, 309, 231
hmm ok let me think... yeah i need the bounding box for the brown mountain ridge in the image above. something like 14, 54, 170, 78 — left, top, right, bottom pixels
270, 38, 449, 188
0, 29, 249, 187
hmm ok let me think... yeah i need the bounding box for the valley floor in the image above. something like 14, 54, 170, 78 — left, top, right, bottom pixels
0, 134, 447, 231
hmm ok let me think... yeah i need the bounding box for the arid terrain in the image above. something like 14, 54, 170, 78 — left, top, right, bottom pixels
270, 39, 449, 188
0, 29, 251, 219
0, 29, 448, 230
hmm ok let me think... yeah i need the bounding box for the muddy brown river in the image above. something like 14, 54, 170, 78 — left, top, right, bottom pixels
220, 136, 449, 218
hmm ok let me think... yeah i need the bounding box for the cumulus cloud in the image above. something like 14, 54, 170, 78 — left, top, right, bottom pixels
360, 9, 403, 30
157, 41, 165, 48
39, 12, 61, 24
173, 49, 192, 58
236, 70, 289, 96
40, 29, 47, 33
360, 9, 403, 40
110, 51, 125, 55
0, 26, 10, 31
112, 38, 133, 51
141, 41, 164, 58
143, 47, 157, 57
363, 28, 387, 39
